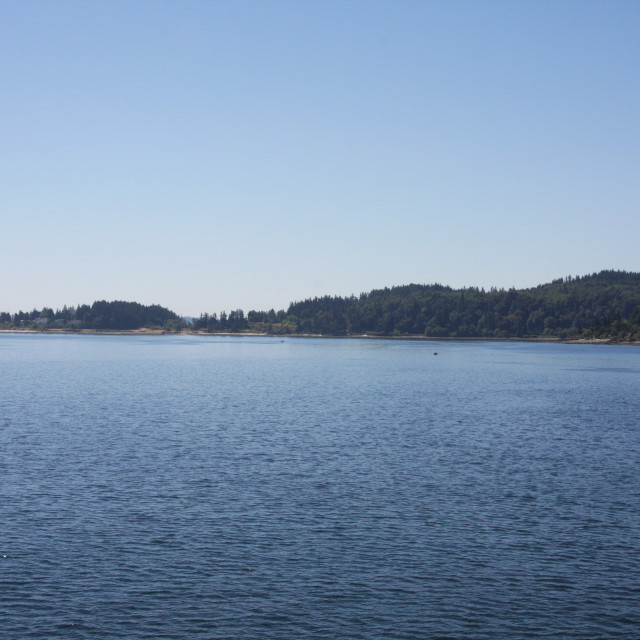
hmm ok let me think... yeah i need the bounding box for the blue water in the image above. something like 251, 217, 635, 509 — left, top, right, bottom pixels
1, 334, 639, 639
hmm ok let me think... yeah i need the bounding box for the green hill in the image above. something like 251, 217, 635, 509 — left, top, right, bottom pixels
247, 270, 640, 341
4, 271, 640, 341
1, 300, 183, 332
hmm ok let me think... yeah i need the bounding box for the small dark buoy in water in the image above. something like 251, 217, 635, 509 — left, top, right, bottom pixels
434, 352, 438, 355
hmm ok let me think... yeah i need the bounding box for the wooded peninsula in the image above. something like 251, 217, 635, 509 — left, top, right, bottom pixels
2, 270, 640, 343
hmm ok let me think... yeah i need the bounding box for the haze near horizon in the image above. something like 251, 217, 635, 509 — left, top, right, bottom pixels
1, 1, 638, 316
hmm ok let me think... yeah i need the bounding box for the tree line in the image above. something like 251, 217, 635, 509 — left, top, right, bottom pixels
0, 300, 183, 332
272, 270, 640, 341
2, 270, 640, 341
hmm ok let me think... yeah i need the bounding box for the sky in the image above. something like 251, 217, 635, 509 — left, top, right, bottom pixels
1, 0, 639, 316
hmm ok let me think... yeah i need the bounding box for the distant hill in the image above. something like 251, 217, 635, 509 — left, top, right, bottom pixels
243, 270, 640, 341
3, 271, 640, 341
1, 300, 183, 332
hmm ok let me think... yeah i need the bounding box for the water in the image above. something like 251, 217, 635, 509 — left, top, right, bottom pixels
1, 334, 639, 639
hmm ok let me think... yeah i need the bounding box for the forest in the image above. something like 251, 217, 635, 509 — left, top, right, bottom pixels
2, 270, 640, 342
0, 300, 183, 332
194, 270, 640, 341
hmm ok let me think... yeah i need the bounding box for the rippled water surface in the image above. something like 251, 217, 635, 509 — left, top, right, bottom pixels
1, 334, 639, 639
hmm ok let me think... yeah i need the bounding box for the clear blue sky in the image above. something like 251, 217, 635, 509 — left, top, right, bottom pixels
2, 0, 638, 316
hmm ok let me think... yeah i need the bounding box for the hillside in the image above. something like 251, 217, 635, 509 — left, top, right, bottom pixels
0, 300, 183, 332
3, 271, 640, 341
243, 270, 640, 341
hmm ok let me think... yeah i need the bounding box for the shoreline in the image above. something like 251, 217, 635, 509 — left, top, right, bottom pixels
0, 328, 638, 345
